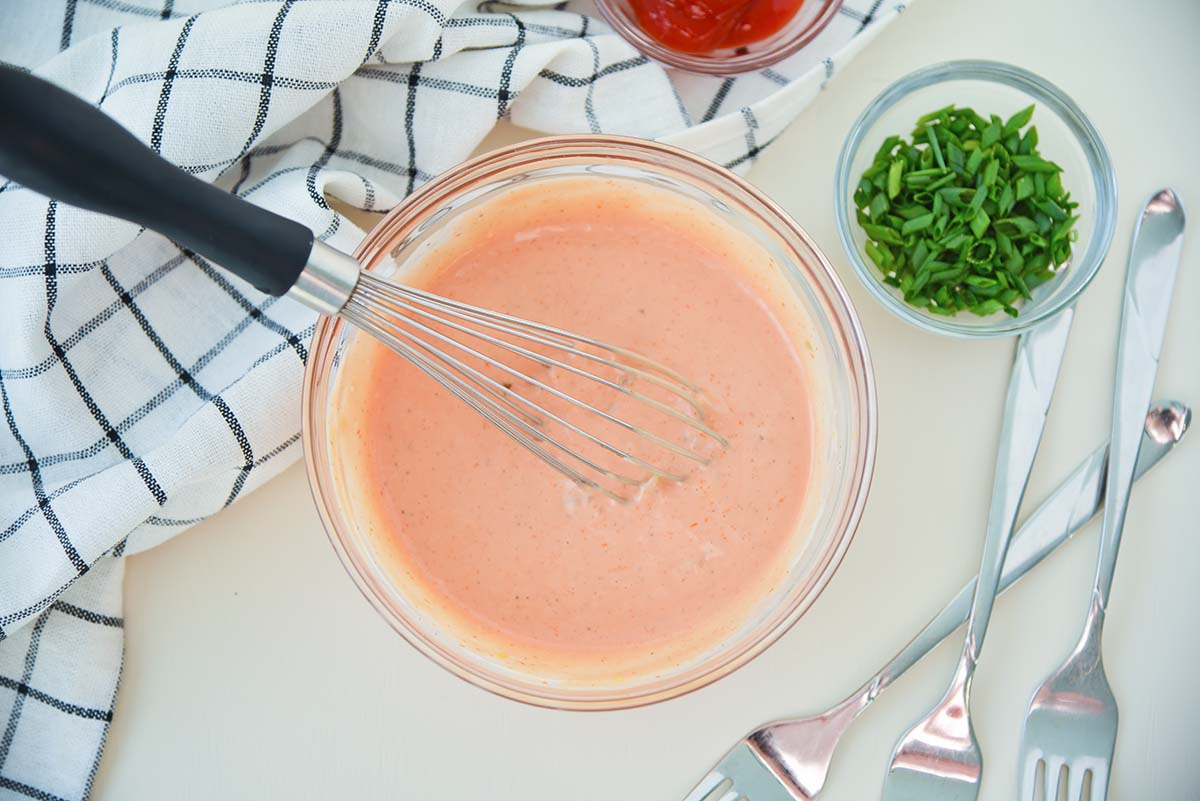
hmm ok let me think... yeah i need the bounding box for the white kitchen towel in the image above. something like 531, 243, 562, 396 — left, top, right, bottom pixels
0, 0, 906, 797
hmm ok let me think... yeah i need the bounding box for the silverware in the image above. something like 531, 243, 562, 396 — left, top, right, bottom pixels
1019, 188, 1186, 801
880, 309, 1073, 801
680, 398, 1189, 801
0, 67, 726, 503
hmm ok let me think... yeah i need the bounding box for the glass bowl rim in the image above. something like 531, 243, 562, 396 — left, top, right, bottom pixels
301, 133, 878, 710
833, 59, 1118, 339
594, 0, 844, 76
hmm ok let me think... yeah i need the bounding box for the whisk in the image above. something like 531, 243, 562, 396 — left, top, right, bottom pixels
0, 67, 725, 501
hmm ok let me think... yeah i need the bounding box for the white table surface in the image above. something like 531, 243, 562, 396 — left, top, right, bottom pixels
92, 1, 1200, 798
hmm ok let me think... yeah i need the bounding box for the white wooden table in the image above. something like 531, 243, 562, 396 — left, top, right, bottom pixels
93, 1, 1200, 798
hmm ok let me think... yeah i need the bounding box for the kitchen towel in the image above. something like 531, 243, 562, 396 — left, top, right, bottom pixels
0, 0, 906, 797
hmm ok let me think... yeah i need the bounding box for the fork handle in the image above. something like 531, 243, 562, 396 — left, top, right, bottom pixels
866, 400, 1185, 695
1092, 189, 1185, 611
0, 64, 314, 297
960, 308, 1072, 664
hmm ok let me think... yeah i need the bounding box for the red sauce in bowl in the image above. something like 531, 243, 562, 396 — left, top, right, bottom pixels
628, 0, 805, 53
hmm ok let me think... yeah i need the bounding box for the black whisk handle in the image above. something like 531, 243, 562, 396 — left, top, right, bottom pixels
0, 64, 312, 297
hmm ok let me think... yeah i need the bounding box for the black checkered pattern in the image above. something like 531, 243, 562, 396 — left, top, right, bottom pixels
0, 0, 906, 797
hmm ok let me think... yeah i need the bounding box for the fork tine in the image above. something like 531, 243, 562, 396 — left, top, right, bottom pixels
682, 772, 731, 801
708, 782, 740, 801
713, 782, 740, 801
1067, 766, 1087, 801
1089, 769, 1108, 801
1049, 760, 1067, 801
1019, 753, 1041, 801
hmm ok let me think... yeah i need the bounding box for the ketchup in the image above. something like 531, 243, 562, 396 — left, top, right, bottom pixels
628, 0, 805, 54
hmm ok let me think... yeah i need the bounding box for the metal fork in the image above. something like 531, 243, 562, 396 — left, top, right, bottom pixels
1019, 189, 1186, 801
680, 398, 1190, 801
681, 193, 1189, 801
879, 307, 1073, 801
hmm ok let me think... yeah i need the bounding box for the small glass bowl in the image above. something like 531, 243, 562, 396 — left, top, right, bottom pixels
303, 135, 877, 710
834, 60, 1117, 338
595, 0, 843, 76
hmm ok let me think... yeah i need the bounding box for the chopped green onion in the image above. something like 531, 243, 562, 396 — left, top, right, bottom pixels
947, 141, 965, 173
869, 192, 889, 220
887, 158, 904, 199
1015, 174, 1035, 200
1011, 154, 1062, 173
982, 158, 1000, 189
896, 204, 931, 220
873, 135, 901, 163
865, 241, 891, 271
862, 223, 905, 245
966, 148, 984, 176
970, 208, 991, 239
980, 120, 1000, 148
1002, 104, 1035, 137
926, 124, 945, 169
854, 103, 1078, 318
901, 213, 935, 235
1019, 125, 1039, 155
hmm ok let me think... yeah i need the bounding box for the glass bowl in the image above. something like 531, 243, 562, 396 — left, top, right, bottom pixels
302, 135, 876, 710
595, 0, 843, 75
834, 60, 1117, 338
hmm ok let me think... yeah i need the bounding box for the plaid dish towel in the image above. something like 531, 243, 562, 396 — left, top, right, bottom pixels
0, 0, 906, 797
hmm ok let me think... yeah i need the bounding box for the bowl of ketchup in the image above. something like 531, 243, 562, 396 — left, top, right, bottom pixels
596, 0, 842, 74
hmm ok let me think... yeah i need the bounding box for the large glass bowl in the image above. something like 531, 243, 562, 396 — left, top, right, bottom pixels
302, 135, 876, 709
834, 61, 1117, 338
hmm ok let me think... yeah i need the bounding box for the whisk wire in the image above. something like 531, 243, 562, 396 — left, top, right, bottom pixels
350, 298, 711, 464
345, 271, 725, 499
350, 303, 682, 484
354, 310, 638, 502
355, 280, 725, 451
357, 278, 725, 441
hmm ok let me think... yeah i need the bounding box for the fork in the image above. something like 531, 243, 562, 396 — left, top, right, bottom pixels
1018, 189, 1186, 801
680, 398, 1188, 801
877, 306, 1073, 801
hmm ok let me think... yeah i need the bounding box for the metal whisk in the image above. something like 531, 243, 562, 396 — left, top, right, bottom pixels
0, 66, 725, 501
341, 267, 725, 501
299, 242, 726, 501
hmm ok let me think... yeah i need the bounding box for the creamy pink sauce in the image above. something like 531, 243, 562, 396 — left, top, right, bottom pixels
332, 177, 816, 681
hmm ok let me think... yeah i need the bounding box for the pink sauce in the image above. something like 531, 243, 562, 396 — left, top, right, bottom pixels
332, 177, 816, 681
